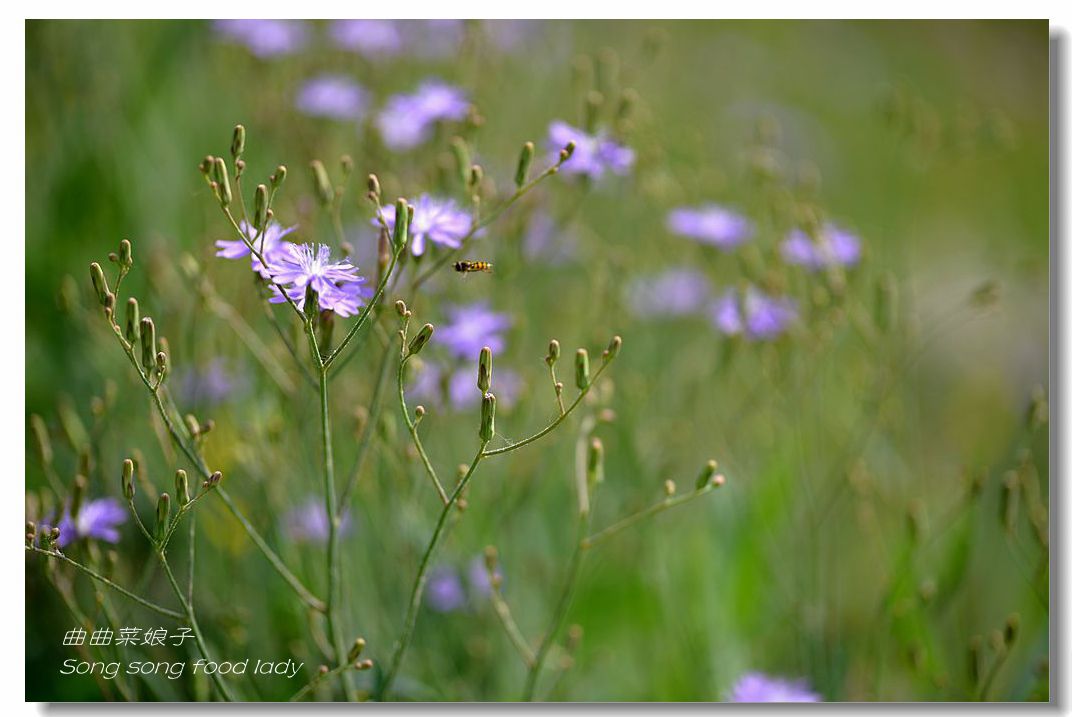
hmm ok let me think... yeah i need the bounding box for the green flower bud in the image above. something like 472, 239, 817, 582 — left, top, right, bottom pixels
154, 493, 171, 542
230, 124, 245, 161
479, 392, 496, 443
515, 141, 535, 188
586, 437, 604, 485
392, 198, 409, 250
347, 637, 366, 663
478, 346, 493, 393
124, 298, 139, 344
367, 173, 381, 198
546, 339, 560, 366
602, 335, 622, 362
175, 469, 190, 506
271, 164, 287, 189
203, 470, 223, 490
118, 239, 133, 269
156, 351, 169, 379
139, 317, 156, 371
122, 458, 135, 501
89, 262, 110, 306
199, 155, 215, 177
451, 136, 471, 186
310, 160, 333, 206
394, 300, 408, 317
559, 141, 577, 163
574, 349, 590, 390
468, 164, 484, 191
484, 545, 498, 573
664, 479, 677, 497
253, 184, 269, 232
695, 459, 718, 490
407, 323, 434, 356
212, 157, 232, 207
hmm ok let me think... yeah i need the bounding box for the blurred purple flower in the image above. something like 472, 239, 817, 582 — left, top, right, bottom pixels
548, 121, 634, 179
467, 555, 501, 598
376, 81, 470, 151
213, 20, 308, 58
522, 210, 578, 265
728, 672, 821, 702
408, 20, 466, 58
176, 358, 245, 407
295, 75, 369, 121
426, 565, 466, 613
627, 268, 712, 318
436, 302, 512, 358
667, 204, 753, 249
267, 243, 369, 317
483, 20, 543, 53
284, 497, 352, 544
329, 20, 404, 58
216, 220, 297, 279
710, 286, 796, 341
379, 195, 471, 257
781, 224, 862, 270
49, 498, 126, 547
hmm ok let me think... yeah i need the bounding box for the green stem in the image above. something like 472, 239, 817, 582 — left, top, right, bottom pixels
339, 340, 393, 506
324, 245, 404, 369
398, 355, 449, 504
290, 663, 355, 702
582, 485, 716, 550
379, 442, 488, 700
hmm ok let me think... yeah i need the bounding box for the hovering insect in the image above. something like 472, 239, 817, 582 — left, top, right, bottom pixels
453, 260, 494, 274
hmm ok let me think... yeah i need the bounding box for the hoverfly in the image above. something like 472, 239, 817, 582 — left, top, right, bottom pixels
453, 260, 494, 274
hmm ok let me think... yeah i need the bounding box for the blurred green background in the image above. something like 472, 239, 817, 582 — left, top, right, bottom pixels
26, 19, 1049, 701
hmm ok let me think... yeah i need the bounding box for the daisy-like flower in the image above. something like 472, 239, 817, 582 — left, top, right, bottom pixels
284, 497, 353, 544
548, 120, 634, 179
295, 75, 369, 121
426, 565, 466, 613
728, 672, 821, 702
379, 194, 472, 257
781, 224, 862, 271
213, 20, 308, 58
267, 243, 369, 317
710, 286, 796, 341
667, 204, 753, 249
215, 220, 297, 278
435, 302, 512, 358
46, 498, 127, 547
376, 81, 470, 151
329, 20, 404, 58
627, 268, 712, 318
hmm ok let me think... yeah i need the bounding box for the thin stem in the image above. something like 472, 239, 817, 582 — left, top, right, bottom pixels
324, 244, 405, 369
339, 339, 393, 506
379, 442, 489, 700
187, 515, 196, 609
206, 294, 298, 394
289, 663, 356, 702
582, 485, 716, 550
398, 354, 449, 504
26, 546, 184, 621
487, 576, 536, 668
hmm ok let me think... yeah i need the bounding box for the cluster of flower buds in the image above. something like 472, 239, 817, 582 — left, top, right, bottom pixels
202, 470, 223, 492
694, 459, 725, 491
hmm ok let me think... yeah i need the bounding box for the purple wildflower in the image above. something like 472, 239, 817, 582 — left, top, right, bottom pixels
295, 75, 369, 121
728, 672, 821, 702
379, 195, 471, 257
267, 243, 369, 317
710, 286, 796, 341
435, 302, 512, 359
215, 220, 297, 279
329, 20, 404, 58
667, 204, 753, 249
522, 210, 577, 265
548, 120, 634, 180
49, 498, 126, 547
284, 497, 353, 544
213, 20, 308, 58
176, 358, 245, 408
781, 224, 862, 271
376, 81, 470, 151
426, 565, 466, 613
627, 268, 712, 318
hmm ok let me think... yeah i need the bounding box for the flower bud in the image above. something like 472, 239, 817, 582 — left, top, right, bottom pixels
340, 154, 354, 176
695, 459, 718, 490
367, 173, 381, 198
468, 164, 484, 191
664, 479, 677, 497
602, 335, 622, 362
392, 198, 409, 250
479, 392, 496, 442
230, 124, 245, 161
574, 349, 590, 390
212, 157, 232, 207
70, 474, 87, 520
253, 184, 269, 232
478, 346, 493, 393
139, 317, 156, 371
414, 405, 426, 423
154, 493, 171, 542
560, 141, 576, 163
515, 141, 535, 187
394, 300, 408, 317
347, 637, 366, 663
89, 263, 110, 306
175, 469, 190, 506
586, 437, 604, 485
124, 298, 140, 344
484, 545, 498, 573
407, 323, 434, 356
310, 160, 333, 206
199, 155, 214, 176
203, 470, 223, 490
546, 339, 560, 366
118, 239, 133, 269
155, 351, 169, 380
122, 458, 135, 501
270, 164, 287, 189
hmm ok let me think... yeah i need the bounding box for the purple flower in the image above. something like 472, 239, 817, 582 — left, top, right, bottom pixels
329, 20, 404, 58
426, 566, 466, 613
295, 75, 369, 121
215, 220, 297, 278
176, 358, 246, 407
49, 498, 126, 547
411, 361, 521, 411
284, 497, 353, 544
376, 81, 470, 151
781, 224, 862, 270
627, 268, 712, 318
467, 555, 501, 599
548, 121, 634, 180
728, 672, 821, 702
710, 286, 796, 341
213, 20, 308, 58
667, 204, 753, 249
436, 302, 512, 359
522, 210, 577, 265
267, 243, 369, 317
379, 195, 471, 257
